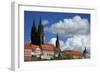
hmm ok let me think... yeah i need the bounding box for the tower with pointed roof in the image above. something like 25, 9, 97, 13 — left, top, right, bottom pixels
38, 17, 44, 45
31, 18, 44, 45
55, 33, 61, 58
56, 33, 60, 49
31, 19, 37, 45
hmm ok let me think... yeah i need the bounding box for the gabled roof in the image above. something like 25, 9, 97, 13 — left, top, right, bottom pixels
31, 44, 39, 51
41, 44, 55, 51
24, 44, 39, 51
62, 50, 82, 56
24, 43, 55, 51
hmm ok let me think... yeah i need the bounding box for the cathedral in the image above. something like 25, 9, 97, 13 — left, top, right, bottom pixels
30, 18, 60, 48
31, 18, 44, 45
30, 17, 61, 51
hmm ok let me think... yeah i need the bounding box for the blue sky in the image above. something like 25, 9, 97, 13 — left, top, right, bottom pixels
24, 11, 90, 44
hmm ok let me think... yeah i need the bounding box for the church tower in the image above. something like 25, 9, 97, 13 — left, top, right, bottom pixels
56, 33, 60, 49
37, 17, 44, 45
30, 18, 44, 45
31, 19, 37, 45
55, 33, 61, 58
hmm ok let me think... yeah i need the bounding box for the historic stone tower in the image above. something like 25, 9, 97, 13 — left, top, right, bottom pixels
31, 18, 44, 45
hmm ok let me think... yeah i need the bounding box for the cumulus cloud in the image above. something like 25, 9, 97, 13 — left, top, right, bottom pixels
65, 35, 90, 52
42, 19, 49, 25
49, 38, 56, 46
45, 16, 90, 37
49, 35, 90, 52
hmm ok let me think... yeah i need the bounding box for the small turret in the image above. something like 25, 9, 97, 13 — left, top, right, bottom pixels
83, 47, 88, 58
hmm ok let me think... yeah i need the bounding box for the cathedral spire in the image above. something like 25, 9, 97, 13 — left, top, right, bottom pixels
30, 18, 44, 45
31, 19, 37, 44
38, 17, 43, 32
56, 33, 60, 49
38, 17, 44, 45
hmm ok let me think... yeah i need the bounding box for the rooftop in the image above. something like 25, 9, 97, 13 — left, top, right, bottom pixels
62, 50, 82, 56
24, 43, 56, 51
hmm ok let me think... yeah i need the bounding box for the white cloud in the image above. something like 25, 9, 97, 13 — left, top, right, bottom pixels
49, 38, 56, 46
45, 16, 90, 37
42, 20, 49, 25
48, 35, 90, 52
64, 35, 90, 52
45, 16, 90, 51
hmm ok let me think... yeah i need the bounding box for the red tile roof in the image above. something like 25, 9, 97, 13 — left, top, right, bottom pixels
31, 44, 39, 51
24, 44, 55, 51
41, 44, 55, 51
24, 44, 39, 51
63, 50, 82, 56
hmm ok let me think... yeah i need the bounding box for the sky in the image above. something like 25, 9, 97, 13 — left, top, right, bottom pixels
24, 11, 90, 52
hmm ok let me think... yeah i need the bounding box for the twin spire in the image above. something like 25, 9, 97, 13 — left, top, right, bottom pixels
31, 17, 60, 49
32, 17, 43, 30
31, 17, 44, 45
